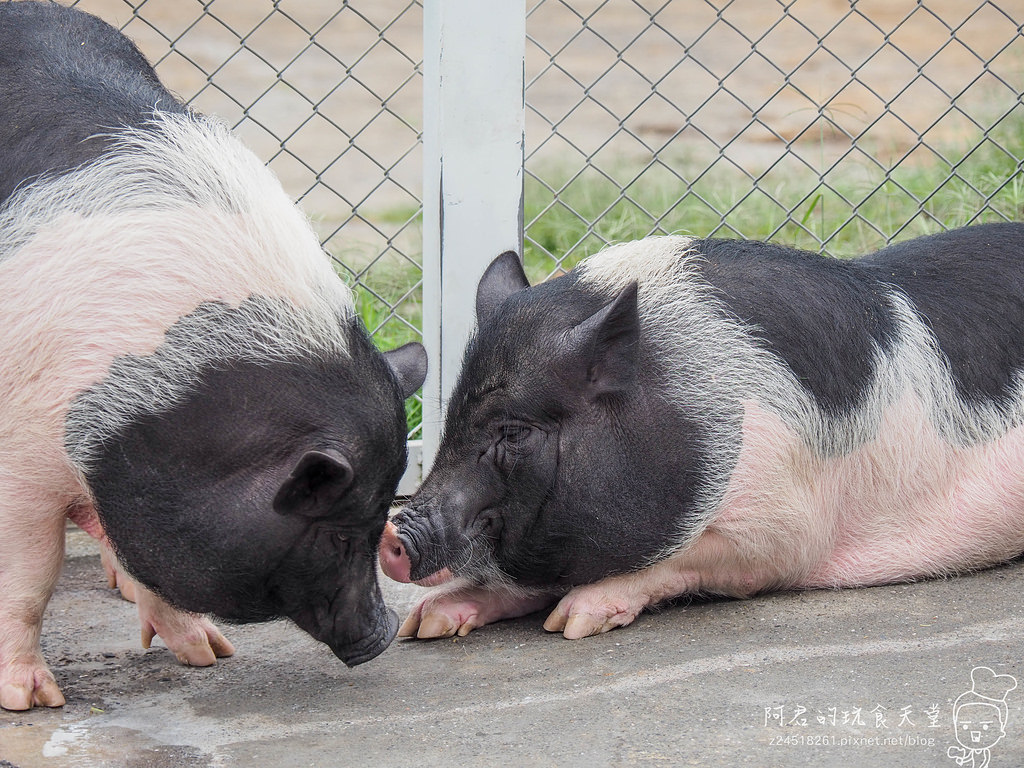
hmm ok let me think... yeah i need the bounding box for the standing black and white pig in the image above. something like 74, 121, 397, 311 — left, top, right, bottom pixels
0, 1, 426, 710
380, 224, 1024, 641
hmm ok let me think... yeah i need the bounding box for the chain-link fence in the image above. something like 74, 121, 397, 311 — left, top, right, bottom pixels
524, 0, 1024, 276
61, 0, 1024, 444
67, 0, 427, 437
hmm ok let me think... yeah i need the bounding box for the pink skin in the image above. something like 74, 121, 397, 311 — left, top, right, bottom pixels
398, 580, 556, 639
379, 522, 553, 637
385, 397, 1024, 641
0, 497, 234, 711
0, 212, 269, 711
0, 482, 70, 710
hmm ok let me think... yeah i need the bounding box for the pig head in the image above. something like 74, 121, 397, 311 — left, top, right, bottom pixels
380, 252, 705, 590
80, 306, 427, 666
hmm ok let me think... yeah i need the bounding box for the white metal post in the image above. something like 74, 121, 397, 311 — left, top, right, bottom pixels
420, 0, 526, 473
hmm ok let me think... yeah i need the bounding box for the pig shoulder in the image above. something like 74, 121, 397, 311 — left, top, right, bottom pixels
0, 1, 184, 206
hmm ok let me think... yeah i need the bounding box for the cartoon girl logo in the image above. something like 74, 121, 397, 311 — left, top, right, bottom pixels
947, 666, 1017, 768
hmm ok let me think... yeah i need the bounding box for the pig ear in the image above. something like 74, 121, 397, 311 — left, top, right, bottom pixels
565, 282, 640, 398
383, 342, 428, 399
274, 449, 354, 518
476, 251, 530, 325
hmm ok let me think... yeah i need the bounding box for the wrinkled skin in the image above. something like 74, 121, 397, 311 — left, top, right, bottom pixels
380, 252, 706, 638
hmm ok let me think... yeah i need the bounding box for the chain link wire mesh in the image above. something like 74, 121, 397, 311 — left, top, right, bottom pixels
524, 0, 1024, 276
60, 0, 1024, 439
67, 0, 426, 437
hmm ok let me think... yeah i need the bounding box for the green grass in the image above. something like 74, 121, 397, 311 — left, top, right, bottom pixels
341, 122, 1024, 434
521, 124, 1024, 278
355, 286, 422, 434
327, 266, 423, 437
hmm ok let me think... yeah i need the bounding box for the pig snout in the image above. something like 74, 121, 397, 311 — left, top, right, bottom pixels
379, 521, 413, 582
379, 520, 453, 587
290, 580, 399, 667
278, 524, 406, 666
333, 605, 400, 667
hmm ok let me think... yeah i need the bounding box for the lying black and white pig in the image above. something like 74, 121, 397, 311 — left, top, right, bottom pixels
380, 223, 1024, 641
0, 1, 426, 711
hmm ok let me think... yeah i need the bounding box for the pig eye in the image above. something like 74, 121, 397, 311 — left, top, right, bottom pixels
501, 423, 533, 444
492, 422, 536, 468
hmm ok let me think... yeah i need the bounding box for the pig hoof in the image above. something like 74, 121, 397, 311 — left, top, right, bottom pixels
400, 607, 480, 639
144, 620, 234, 667
137, 593, 235, 666
416, 613, 458, 638
0, 667, 66, 711
398, 590, 486, 639
116, 577, 138, 603
543, 611, 631, 639
543, 593, 641, 639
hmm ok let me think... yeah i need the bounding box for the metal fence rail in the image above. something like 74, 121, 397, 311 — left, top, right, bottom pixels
60, 0, 1024, 470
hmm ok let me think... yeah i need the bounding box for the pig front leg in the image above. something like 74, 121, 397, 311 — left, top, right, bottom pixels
543, 559, 704, 640
99, 537, 138, 601
399, 579, 557, 639
97, 539, 234, 665
544, 527, 788, 639
133, 585, 235, 665
0, 501, 67, 710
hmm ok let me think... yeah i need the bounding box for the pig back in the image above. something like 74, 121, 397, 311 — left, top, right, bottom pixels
0, 1, 185, 207
859, 222, 1024, 407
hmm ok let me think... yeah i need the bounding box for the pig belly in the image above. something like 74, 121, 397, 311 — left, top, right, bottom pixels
698, 398, 1024, 596
802, 417, 1024, 588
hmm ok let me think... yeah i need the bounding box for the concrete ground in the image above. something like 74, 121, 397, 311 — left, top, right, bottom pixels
2, 528, 1024, 768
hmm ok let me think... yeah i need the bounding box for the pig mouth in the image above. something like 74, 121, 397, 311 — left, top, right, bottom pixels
330, 606, 400, 667
291, 595, 399, 667
413, 568, 454, 587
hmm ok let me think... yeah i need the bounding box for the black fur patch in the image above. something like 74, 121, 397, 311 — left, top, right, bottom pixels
699, 225, 1024, 412
698, 238, 899, 416
0, 1, 185, 206
82, 305, 409, 621
862, 223, 1024, 406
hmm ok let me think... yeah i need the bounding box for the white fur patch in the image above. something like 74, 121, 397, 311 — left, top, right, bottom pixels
577, 237, 815, 549
0, 112, 354, 476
